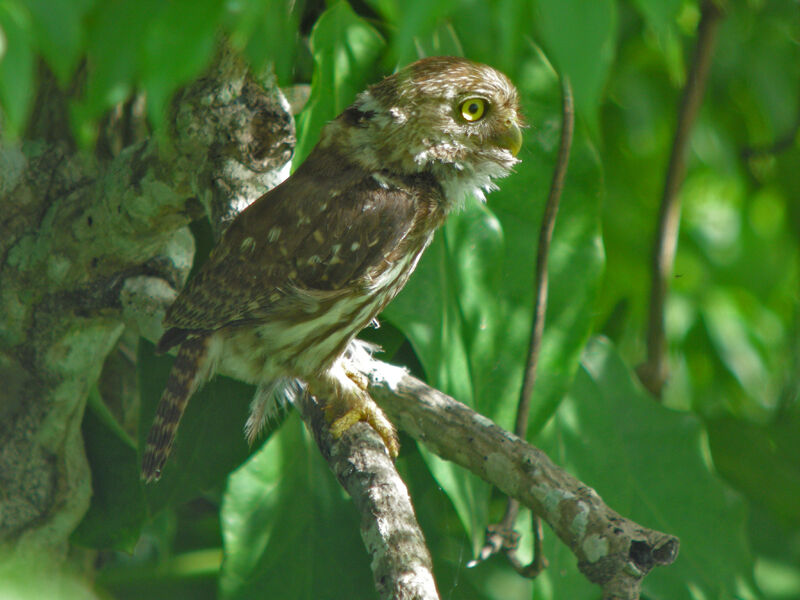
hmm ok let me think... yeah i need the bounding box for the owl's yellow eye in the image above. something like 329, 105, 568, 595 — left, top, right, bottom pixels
460, 98, 486, 122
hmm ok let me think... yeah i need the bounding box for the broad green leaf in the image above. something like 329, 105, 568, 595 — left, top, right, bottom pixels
363, 0, 459, 63
707, 412, 800, 526
137, 340, 259, 515
533, 338, 757, 600
532, 0, 617, 135
631, 0, 682, 36
82, 0, 160, 119
71, 387, 147, 552
0, 1, 34, 137
293, 1, 385, 166
219, 413, 373, 599
450, 0, 531, 76
393, 0, 457, 65
383, 52, 604, 551
25, 0, 95, 85
410, 20, 464, 60
225, 0, 303, 84
141, 0, 223, 128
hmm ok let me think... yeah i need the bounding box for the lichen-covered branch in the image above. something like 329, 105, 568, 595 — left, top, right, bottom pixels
347, 350, 679, 600
0, 45, 294, 554
296, 392, 440, 600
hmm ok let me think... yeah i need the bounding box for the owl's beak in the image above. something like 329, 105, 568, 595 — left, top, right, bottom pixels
493, 121, 523, 156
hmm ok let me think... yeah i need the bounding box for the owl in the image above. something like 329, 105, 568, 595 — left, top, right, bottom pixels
142, 56, 523, 481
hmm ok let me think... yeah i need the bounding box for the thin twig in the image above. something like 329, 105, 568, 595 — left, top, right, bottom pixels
515, 75, 575, 441
639, 0, 723, 396
476, 74, 575, 571
295, 391, 440, 600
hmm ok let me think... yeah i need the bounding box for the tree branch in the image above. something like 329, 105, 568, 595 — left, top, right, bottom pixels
344, 348, 679, 600
296, 391, 440, 600
0, 45, 293, 554
638, 0, 723, 397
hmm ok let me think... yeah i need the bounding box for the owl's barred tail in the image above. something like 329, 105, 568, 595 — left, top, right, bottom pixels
141, 335, 214, 482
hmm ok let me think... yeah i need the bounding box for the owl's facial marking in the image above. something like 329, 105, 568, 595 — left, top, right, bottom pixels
342, 106, 376, 128
328, 56, 523, 207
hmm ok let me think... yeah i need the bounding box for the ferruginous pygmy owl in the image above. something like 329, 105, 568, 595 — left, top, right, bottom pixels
141, 56, 523, 481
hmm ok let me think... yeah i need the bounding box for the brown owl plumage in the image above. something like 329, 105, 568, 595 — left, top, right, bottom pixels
142, 56, 523, 481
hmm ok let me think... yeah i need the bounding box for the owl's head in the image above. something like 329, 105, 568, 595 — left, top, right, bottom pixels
327, 56, 524, 203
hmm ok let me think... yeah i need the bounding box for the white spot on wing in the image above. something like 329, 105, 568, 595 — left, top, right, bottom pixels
241, 237, 256, 253
372, 173, 391, 189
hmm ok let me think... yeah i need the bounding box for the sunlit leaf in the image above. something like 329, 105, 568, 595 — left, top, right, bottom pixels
25, 0, 95, 85
82, 0, 159, 120
631, 0, 681, 36
0, 1, 34, 137
141, 0, 223, 128
293, 1, 385, 165
532, 0, 617, 135
225, 0, 303, 84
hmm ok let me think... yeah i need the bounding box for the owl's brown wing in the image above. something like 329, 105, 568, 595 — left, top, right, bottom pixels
158, 147, 440, 352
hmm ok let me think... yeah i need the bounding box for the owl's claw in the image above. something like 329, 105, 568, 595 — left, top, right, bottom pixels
326, 393, 400, 459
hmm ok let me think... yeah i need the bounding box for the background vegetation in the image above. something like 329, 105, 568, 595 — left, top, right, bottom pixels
1, 0, 798, 598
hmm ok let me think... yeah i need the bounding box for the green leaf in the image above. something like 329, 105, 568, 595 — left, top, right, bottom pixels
25, 0, 95, 85
219, 413, 373, 599
533, 338, 757, 599
225, 0, 303, 85
383, 53, 604, 550
631, 0, 681, 36
82, 0, 160, 119
393, 0, 457, 65
71, 387, 147, 552
533, 0, 617, 135
0, 1, 34, 137
293, 1, 385, 166
141, 0, 223, 128
137, 340, 259, 515
449, 0, 531, 76
707, 412, 800, 526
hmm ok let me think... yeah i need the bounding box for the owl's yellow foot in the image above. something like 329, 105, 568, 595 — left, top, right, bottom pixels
326, 391, 400, 459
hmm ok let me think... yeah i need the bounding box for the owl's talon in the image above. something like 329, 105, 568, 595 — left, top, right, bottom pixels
326, 395, 400, 459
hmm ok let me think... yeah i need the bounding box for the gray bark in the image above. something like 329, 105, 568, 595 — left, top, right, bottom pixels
0, 46, 294, 555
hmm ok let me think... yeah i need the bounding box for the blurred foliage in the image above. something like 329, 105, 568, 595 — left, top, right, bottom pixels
2, 0, 799, 598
